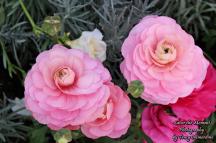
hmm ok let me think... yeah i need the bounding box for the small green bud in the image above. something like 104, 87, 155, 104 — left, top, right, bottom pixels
57, 137, 69, 143
127, 80, 144, 98
42, 16, 61, 36
53, 129, 72, 143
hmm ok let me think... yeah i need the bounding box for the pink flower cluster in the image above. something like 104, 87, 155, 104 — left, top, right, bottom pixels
120, 15, 216, 143
24, 44, 131, 139
24, 14, 216, 142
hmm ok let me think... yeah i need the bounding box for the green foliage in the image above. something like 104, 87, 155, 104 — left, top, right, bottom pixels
29, 126, 48, 143
203, 29, 216, 49
48, 0, 95, 36
0, 0, 45, 79
0, 95, 30, 143
0, 4, 5, 26
207, 113, 216, 138
164, 0, 216, 39
1, 40, 26, 78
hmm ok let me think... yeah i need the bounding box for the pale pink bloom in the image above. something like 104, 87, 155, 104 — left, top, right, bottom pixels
81, 83, 131, 139
142, 105, 197, 143
170, 64, 216, 120
120, 15, 209, 104
24, 44, 111, 130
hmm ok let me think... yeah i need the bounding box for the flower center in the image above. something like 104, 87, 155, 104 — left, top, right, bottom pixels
54, 67, 75, 87
154, 41, 177, 64
97, 100, 113, 121
164, 48, 169, 54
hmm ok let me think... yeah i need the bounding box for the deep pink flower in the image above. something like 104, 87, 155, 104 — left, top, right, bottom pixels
81, 83, 131, 139
120, 15, 209, 104
170, 64, 216, 120
142, 105, 197, 143
24, 44, 111, 130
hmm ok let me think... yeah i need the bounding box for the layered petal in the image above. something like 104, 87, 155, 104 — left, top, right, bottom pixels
170, 64, 216, 120
120, 15, 209, 104
24, 44, 111, 130
81, 83, 131, 139
142, 105, 198, 143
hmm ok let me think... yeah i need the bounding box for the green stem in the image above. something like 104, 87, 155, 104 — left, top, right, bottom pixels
18, 0, 36, 29
18, 0, 65, 44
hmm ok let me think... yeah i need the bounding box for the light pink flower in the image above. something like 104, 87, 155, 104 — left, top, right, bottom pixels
170, 64, 216, 120
120, 15, 209, 104
24, 44, 111, 130
142, 105, 197, 143
81, 83, 131, 139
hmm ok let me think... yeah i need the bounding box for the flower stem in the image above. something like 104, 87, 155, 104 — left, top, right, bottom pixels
18, 0, 36, 29
18, 0, 66, 45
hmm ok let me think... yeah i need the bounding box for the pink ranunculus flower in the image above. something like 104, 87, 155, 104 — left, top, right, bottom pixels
24, 44, 111, 130
81, 83, 131, 139
120, 15, 209, 104
142, 105, 198, 143
170, 64, 216, 120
